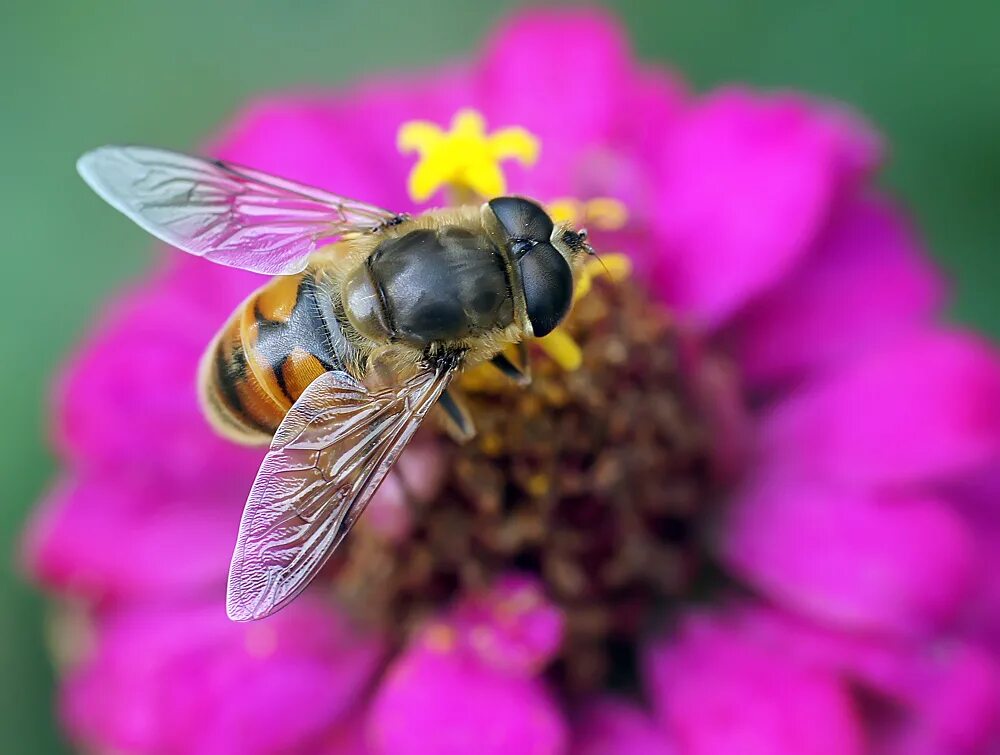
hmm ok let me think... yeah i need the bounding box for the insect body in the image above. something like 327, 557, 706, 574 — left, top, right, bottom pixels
78, 146, 593, 621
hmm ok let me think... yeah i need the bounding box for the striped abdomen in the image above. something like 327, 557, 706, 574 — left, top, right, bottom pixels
199, 270, 359, 444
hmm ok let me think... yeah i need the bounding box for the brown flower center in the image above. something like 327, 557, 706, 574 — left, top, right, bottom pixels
334, 276, 717, 694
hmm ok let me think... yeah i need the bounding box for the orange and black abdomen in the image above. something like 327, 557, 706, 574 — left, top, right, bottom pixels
199, 270, 359, 444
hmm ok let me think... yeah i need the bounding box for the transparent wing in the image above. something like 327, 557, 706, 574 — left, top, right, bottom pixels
77, 145, 399, 275
226, 362, 457, 621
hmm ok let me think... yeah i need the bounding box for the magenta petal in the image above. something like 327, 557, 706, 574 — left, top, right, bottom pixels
731, 196, 946, 389
653, 89, 879, 326
23, 476, 240, 601
479, 9, 629, 198
720, 482, 975, 634
212, 69, 476, 213
645, 613, 864, 755
368, 629, 567, 755
571, 698, 675, 755
760, 330, 1000, 486
61, 599, 385, 755
53, 276, 262, 485
879, 641, 1000, 755
451, 573, 565, 675
211, 96, 387, 199
710, 606, 1000, 753
943, 467, 1000, 648
479, 8, 684, 205
360, 442, 446, 542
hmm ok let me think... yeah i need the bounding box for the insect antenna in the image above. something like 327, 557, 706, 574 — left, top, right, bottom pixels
580, 230, 612, 276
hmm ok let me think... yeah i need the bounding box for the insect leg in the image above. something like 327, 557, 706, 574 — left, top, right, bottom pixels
438, 388, 476, 442
490, 342, 532, 385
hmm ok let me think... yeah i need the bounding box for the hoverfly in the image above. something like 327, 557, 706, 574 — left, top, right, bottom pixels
78, 146, 593, 620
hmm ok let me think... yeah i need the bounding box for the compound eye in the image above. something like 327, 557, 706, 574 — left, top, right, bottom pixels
519, 241, 573, 337
489, 196, 554, 242
511, 239, 536, 259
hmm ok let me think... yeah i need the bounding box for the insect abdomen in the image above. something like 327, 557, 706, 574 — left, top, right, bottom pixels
199, 270, 357, 444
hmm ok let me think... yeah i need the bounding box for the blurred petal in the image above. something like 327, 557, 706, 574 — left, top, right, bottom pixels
942, 467, 1000, 648
22, 476, 239, 601
571, 698, 675, 755
61, 599, 384, 755
451, 573, 565, 676
478, 8, 629, 197
52, 274, 262, 485
878, 641, 1000, 755
479, 8, 683, 204
731, 196, 946, 389
720, 482, 975, 634
653, 89, 880, 326
710, 606, 1000, 754
359, 442, 446, 542
212, 70, 476, 214
759, 330, 1000, 486
368, 627, 567, 755
646, 613, 864, 755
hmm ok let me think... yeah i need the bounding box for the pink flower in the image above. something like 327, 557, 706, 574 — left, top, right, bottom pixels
24, 7, 1000, 754
60, 597, 385, 755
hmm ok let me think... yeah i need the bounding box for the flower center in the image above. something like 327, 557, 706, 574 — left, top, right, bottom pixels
336, 273, 717, 693
334, 113, 722, 695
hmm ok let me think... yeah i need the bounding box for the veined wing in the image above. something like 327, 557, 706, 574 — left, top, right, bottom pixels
226, 362, 457, 621
77, 146, 400, 275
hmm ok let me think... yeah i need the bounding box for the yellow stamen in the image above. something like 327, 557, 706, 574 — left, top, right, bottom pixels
536, 253, 632, 371
584, 198, 628, 231
573, 253, 633, 301
398, 109, 539, 202
545, 197, 629, 231
546, 198, 583, 225
536, 329, 583, 371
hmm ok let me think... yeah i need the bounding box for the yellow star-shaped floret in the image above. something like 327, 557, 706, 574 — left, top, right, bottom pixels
398, 109, 540, 202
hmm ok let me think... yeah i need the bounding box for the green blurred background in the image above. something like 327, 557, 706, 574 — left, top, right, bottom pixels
2, 0, 998, 750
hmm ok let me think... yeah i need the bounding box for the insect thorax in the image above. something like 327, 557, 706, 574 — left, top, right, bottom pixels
342, 214, 518, 352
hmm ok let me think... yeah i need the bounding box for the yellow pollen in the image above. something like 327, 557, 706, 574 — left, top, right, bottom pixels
526, 473, 551, 498
398, 109, 540, 202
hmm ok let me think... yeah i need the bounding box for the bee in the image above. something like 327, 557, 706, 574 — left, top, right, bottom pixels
77, 146, 594, 621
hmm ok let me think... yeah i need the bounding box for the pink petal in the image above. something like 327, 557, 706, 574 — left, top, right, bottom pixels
479, 8, 684, 204
368, 625, 567, 755
451, 573, 565, 676
707, 605, 1000, 753
360, 442, 446, 542
210, 69, 474, 215
315, 713, 374, 755
22, 476, 240, 601
720, 482, 975, 634
53, 274, 262, 485
877, 641, 1000, 755
478, 8, 628, 199
943, 467, 1000, 648
730, 196, 946, 389
652, 89, 880, 327
645, 612, 864, 755
571, 698, 675, 755
61, 599, 384, 755
760, 330, 1000, 486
